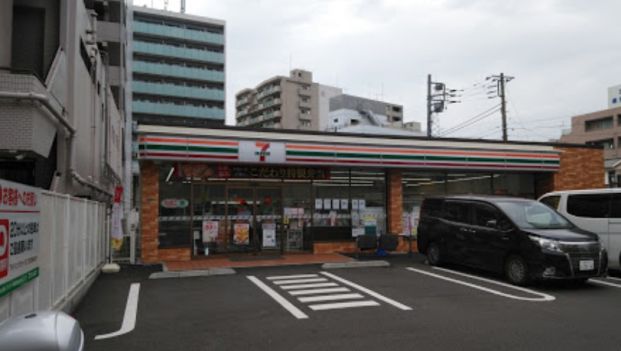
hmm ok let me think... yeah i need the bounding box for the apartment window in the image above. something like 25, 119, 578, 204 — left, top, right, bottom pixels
300, 120, 311, 127
585, 117, 613, 131
618, 115, 621, 126
586, 138, 615, 149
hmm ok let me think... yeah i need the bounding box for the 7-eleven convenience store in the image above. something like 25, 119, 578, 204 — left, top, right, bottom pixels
136, 124, 604, 263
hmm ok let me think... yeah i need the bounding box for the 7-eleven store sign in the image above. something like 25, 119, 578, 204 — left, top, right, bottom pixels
239, 141, 286, 164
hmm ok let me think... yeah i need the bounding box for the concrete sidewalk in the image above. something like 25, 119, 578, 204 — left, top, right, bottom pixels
163, 253, 354, 271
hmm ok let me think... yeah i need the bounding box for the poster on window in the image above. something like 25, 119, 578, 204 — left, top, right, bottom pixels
0, 180, 40, 297
323, 198, 332, 210
262, 223, 277, 248
202, 220, 219, 243
233, 223, 250, 245
332, 199, 340, 210
314, 199, 323, 210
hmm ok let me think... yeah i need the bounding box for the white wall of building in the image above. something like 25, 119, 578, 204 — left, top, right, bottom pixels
608, 84, 621, 108
317, 85, 343, 131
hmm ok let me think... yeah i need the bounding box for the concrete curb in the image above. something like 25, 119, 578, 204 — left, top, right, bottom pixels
149, 268, 236, 279
322, 260, 390, 269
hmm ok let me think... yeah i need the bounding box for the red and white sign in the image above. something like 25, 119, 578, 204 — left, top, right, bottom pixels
0, 179, 40, 297
202, 220, 219, 243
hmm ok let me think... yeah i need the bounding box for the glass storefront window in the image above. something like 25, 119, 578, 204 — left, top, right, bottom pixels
192, 183, 226, 255
282, 181, 312, 250
446, 173, 493, 195
312, 168, 351, 240
402, 172, 446, 237
349, 170, 386, 237
158, 164, 192, 248
493, 173, 535, 198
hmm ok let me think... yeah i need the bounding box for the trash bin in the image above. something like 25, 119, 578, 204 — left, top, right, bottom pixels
0, 311, 84, 351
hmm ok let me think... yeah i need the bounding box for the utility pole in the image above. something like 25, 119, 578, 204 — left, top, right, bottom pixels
426, 74, 461, 137
486, 73, 514, 142
500, 73, 507, 141
427, 74, 432, 137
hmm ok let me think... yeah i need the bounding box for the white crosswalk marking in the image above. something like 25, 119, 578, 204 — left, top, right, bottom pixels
280, 282, 338, 290
273, 278, 329, 285
267, 274, 319, 280
298, 293, 364, 303
288, 287, 351, 296
251, 271, 410, 317
308, 301, 380, 311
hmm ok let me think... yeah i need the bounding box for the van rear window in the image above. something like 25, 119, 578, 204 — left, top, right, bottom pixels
567, 194, 610, 218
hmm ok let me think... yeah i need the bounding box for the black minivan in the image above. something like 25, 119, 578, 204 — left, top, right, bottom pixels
417, 195, 608, 285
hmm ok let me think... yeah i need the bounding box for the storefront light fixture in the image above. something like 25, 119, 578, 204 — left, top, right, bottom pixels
165, 166, 175, 183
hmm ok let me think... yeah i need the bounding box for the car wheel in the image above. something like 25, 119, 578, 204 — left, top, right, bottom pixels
427, 242, 442, 266
505, 255, 530, 286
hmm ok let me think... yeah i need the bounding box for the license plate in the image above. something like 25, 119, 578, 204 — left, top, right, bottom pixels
579, 260, 594, 271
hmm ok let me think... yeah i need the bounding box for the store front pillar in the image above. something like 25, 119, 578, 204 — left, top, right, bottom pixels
140, 161, 160, 264
387, 169, 403, 235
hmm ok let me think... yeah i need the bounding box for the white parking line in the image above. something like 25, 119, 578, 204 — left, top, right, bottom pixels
320, 271, 412, 311
94, 283, 141, 340
288, 287, 351, 296
298, 293, 364, 303
280, 282, 339, 290
605, 276, 621, 282
590, 279, 621, 288
267, 274, 319, 280
247, 276, 309, 319
405, 267, 555, 302
273, 278, 329, 285
308, 301, 380, 311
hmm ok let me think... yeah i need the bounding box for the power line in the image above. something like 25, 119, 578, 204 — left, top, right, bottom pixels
438, 103, 501, 136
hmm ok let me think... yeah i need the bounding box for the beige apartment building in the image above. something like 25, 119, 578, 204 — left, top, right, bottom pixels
236, 69, 322, 130
560, 105, 621, 186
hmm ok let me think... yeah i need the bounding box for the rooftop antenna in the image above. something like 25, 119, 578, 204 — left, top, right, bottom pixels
181, 0, 186, 13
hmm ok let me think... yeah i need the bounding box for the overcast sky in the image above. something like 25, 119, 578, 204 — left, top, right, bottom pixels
133, 0, 621, 141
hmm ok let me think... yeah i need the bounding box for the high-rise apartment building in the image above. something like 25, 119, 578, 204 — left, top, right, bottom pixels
236, 69, 340, 130
129, 6, 226, 126
235, 69, 414, 134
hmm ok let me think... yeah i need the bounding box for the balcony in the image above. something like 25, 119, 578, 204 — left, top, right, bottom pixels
256, 85, 281, 100
298, 112, 312, 121
256, 99, 281, 112
0, 71, 63, 157
132, 81, 224, 101
298, 86, 311, 96
133, 20, 224, 46
133, 41, 224, 64
132, 100, 225, 120
298, 99, 311, 108
133, 61, 224, 83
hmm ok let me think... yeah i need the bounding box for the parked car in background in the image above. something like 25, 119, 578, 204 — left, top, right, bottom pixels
417, 195, 608, 285
539, 189, 621, 272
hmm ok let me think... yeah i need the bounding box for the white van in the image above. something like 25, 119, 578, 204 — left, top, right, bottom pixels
538, 189, 621, 271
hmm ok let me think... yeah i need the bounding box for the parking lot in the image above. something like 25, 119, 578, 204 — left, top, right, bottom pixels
74, 256, 621, 351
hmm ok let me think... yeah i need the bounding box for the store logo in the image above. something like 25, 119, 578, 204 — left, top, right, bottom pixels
240, 141, 285, 164
255, 142, 271, 162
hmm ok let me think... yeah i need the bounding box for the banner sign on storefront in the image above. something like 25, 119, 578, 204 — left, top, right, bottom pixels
0, 179, 40, 297
262, 223, 277, 248
202, 220, 219, 243
233, 223, 250, 245
173, 163, 330, 181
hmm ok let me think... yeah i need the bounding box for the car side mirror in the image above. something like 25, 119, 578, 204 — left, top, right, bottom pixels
485, 219, 497, 228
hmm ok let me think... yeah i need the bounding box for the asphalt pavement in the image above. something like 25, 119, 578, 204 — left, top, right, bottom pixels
73, 256, 621, 351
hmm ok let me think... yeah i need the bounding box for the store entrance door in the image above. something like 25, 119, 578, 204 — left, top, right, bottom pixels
226, 185, 283, 253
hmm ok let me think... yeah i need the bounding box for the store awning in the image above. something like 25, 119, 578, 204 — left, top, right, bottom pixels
136, 125, 561, 172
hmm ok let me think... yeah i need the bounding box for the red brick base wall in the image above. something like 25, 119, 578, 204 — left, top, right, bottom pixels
159, 248, 192, 262
536, 147, 605, 194
387, 170, 403, 235
314, 238, 418, 254
140, 161, 160, 264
